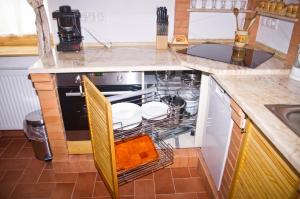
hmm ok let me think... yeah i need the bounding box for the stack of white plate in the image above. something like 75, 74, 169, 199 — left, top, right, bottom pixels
141, 101, 169, 120
112, 103, 142, 130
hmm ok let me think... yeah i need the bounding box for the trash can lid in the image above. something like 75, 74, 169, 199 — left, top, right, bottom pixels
25, 110, 44, 125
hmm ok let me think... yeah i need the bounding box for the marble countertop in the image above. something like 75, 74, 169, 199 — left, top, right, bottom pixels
28, 45, 291, 74
214, 74, 300, 173
29, 46, 186, 73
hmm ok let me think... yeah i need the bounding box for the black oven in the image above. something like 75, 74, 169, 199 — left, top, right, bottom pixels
57, 72, 142, 141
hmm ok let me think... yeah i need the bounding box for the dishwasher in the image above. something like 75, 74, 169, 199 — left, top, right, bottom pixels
202, 77, 233, 190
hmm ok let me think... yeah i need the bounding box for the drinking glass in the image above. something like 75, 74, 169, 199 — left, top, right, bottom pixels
202, 0, 207, 8
191, 0, 197, 8
240, 0, 247, 10
220, 0, 226, 9
231, 0, 237, 8
212, 0, 217, 8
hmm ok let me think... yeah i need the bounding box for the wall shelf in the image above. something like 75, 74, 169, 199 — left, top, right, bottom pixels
256, 11, 298, 23
187, 8, 254, 13
187, 8, 298, 22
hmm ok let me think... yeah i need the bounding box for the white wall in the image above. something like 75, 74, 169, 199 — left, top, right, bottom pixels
256, 16, 293, 54
47, 0, 175, 44
188, 0, 247, 40
189, 13, 243, 39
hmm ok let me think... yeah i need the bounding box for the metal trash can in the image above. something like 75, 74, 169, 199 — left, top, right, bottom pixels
24, 110, 52, 161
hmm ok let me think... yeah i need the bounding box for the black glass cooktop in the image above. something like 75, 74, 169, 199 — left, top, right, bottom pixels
177, 43, 274, 68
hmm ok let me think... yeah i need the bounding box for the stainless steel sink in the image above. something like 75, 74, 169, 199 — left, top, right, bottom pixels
265, 104, 300, 137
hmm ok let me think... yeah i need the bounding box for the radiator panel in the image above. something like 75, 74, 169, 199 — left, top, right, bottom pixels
0, 70, 40, 130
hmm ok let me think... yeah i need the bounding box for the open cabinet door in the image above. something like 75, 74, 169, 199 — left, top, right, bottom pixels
83, 75, 119, 199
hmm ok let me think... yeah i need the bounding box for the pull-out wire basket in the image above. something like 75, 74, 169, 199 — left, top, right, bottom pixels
108, 86, 198, 184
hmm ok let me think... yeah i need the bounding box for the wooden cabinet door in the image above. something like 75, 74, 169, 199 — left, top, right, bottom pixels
230, 120, 299, 199
83, 75, 119, 199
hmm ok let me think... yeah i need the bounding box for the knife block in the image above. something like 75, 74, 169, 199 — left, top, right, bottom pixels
156, 35, 168, 50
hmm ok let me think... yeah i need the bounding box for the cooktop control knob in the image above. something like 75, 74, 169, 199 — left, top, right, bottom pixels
75, 74, 81, 84
117, 73, 123, 82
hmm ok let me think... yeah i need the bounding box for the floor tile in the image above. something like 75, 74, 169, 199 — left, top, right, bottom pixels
189, 167, 200, 177
119, 196, 134, 199
156, 193, 198, 199
173, 177, 206, 193
138, 172, 153, 180
0, 148, 5, 156
10, 183, 56, 199
119, 181, 134, 196
51, 183, 75, 199
93, 181, 111, 197
16, 147, 34, 158
1, 139, 26, 158
18, 158, 45, 184
154, 178, 175, 194
0, 133, 209, 199
52, 161, 77, 173
0, 139, 11, 148
0, 170, 5, 181
197, 192, 210, 199
153, 168, 172, 180
135, 194, 155, 199
0, 170, 23, 199
78, 160, 97, 172
38, 170, 78, 183
23, 141, 32, 148
72, 172, 96, 198
134, 179, 155, 196
0, 158, 30, 170
45, 162, 53, 169
171, 168, 191, 178
96, 173, 103, 181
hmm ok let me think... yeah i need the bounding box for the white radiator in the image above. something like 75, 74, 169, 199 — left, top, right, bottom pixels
0, 57, 41, 130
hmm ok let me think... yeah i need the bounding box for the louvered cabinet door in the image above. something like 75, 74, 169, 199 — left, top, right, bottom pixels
83, 75, 119, 199
230, 120, 299, 199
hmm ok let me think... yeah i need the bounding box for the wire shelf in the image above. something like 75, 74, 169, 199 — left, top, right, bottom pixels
110, 85, 199, 184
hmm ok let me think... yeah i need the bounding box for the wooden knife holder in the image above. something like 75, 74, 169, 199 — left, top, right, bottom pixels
156, 35, 168, 50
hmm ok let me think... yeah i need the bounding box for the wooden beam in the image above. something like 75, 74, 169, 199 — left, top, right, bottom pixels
0, 34, 38, 46
287, 8, 300, 65
174, 0, 190, 37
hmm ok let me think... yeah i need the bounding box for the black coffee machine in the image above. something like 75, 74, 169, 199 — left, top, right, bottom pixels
52, 5, 83, 52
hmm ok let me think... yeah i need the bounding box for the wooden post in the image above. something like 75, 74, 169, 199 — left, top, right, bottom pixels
174, 0, 190, 38
286, 8, 300, 65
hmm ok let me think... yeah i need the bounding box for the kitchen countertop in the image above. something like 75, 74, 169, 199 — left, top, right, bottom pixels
28, 45, 291, 74
214, 74, 300, 173
29, 46, 186, 73
28, 44, 299, 171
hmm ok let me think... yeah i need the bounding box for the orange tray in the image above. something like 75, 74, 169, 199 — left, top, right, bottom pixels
115, 134, 159, 172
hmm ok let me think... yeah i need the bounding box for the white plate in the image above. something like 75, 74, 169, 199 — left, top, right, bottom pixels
142, 101, 169, 120
112, 102, 142, 130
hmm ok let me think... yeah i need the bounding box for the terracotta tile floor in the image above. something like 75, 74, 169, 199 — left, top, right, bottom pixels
0, 132, 209, 199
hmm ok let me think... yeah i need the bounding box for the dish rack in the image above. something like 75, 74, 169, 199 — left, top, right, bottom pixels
107, 85, 198, 184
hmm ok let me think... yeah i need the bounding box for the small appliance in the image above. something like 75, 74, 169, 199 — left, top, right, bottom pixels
52, 5, 83, 52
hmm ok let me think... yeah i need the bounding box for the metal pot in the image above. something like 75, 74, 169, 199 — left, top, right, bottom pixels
156, 71, 176, 82
178, 87, 199, 116
181, 71, 201, 87
161, 95, 186, 125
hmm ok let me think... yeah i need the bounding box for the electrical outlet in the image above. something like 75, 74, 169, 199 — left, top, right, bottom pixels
270, 19, 276, 29
262, 17, 268, 26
